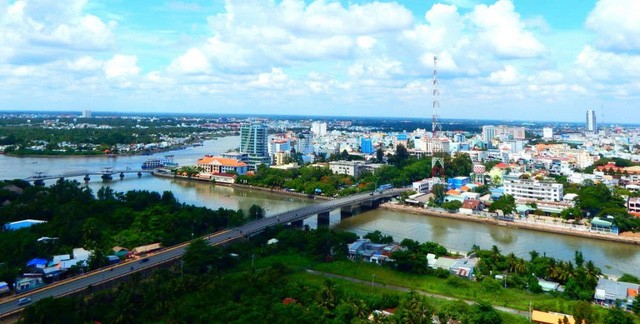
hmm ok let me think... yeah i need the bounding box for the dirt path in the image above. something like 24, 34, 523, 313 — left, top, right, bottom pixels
305, 269, 530, 318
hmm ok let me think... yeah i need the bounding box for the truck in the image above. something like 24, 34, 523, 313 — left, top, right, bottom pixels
376, 184, 393, 192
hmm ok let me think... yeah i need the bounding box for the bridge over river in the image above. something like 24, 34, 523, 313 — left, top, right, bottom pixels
23, 167, 153, 184
0, 188, 407, 319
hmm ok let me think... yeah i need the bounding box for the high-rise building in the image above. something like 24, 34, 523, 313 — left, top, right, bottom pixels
360, 138, 374, 154
311, 122, 327, 136
543, 127, 553, 140
586, 109, 597, 132
81, 110, 92, 118
240, 124, 270, 169
296, 133, 312, 155
482, 125, 496, 146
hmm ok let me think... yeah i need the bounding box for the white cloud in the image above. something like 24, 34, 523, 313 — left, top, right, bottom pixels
469, 0, 545, 58
104, 55, 140, 79
586, 0, 640, 52
488, 65, 518, 85
574, 46, 640, 82
168, 48, 211, 75
0, 0, 115, 64
356, 36, 376, 51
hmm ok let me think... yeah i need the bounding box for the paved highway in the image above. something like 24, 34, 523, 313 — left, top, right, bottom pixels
0, 188, 406, 318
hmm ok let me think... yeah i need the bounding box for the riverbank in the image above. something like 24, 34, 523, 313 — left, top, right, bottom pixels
164, 173, 332, 201
381, 203, 640, 246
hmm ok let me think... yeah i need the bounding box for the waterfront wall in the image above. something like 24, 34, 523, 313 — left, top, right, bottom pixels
381, 203, 640, 246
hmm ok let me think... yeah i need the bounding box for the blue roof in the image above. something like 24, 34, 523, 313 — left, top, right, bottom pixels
26, 258, 48, 267
4, 219, 47, 231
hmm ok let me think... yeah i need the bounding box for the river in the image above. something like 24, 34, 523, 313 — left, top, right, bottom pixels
1, 136, 639, 276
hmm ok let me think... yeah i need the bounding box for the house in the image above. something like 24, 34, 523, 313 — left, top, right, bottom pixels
212, 173, 237, 184
112, 246, 130, 259
428, 254, 479, 279
106, 255, 120, 264
15, 276, 44, 293
132, 243, 162, 255
52, 254, 71, 264
26, 258, 48, 269
348, 239, 402, 263
538, 279, 561, 292
594, 278, 639, 310
531, 310, 577, 324
73, 248, 93, 263
459, 199, 485, 215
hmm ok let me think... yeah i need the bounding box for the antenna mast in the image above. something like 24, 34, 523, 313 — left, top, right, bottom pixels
432, 56, 440, 137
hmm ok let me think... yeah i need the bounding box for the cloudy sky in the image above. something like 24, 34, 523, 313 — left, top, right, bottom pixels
1, 0, 639, 123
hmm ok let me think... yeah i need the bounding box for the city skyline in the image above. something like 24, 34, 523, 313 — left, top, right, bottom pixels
0, 0, 638, 123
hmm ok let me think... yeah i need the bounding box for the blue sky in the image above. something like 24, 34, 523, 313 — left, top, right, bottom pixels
1, 0, 639, 123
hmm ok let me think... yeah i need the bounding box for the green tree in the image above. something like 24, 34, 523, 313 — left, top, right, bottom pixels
376, 148, 384, 163
431, 183, 446, 206
632, 294, 640, 315
248, 204, 265, 220
604, 307, 634, 324
182, 238, 215, 274
488, 195, 516, 215
469, 302, 502, 324
441, 200, 462, 212
572, 300, 594, 324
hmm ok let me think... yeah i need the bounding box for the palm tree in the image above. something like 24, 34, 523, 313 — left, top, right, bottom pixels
506, 253, 518, 273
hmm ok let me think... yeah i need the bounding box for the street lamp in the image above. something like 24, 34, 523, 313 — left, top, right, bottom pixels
372, 273, 375, 288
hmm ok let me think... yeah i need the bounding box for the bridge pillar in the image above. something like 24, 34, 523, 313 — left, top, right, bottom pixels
360, 199, 377, 209
317, 212, 330, 227
340, 206, 354, 220
34, 179, 45, 186
119, 172, 125, 179
101, 173, 113, 181
290, 220, 304, 228
83, 175, 90, 182
137, 172, 142, 177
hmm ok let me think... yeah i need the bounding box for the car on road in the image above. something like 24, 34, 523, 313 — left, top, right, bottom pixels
17, 297, 32, 306
140, 258, 149, 263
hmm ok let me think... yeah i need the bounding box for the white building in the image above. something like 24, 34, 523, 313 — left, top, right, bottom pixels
543, 127, 553, 140
311, 122, 328, 136
482, 125, 496, 146
412, 178, 443, 194
329, 160, 365, 177
503, 179, 563, 202
586, 109, 597, 133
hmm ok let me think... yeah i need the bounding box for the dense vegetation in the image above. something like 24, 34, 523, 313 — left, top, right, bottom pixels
18, 226, 640, 324
0, 116, 234, 155
0, 179, 249, 286
237, 151, 474, 196
19, 228, 518, 324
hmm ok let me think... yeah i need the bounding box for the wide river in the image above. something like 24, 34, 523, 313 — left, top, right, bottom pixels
1, 136, 639, 276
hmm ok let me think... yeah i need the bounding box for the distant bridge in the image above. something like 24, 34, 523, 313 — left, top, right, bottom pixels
23, 168, 153, 184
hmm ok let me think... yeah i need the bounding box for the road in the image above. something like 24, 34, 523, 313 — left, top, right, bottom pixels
0, 189, 406, 318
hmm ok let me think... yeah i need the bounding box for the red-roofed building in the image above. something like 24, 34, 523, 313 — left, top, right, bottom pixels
197, 156, 248, 175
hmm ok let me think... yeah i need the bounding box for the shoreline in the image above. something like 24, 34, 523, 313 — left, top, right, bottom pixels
153, 172, 640, 246
381, 203, 640, 246
162, 173, 332, 201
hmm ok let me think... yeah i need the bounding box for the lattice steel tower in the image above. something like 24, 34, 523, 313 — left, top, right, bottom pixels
432, 55, 441, 136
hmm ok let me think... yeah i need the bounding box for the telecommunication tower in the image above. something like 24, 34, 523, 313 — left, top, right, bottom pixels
431, 55, 444, 173
432, 56, 441, 136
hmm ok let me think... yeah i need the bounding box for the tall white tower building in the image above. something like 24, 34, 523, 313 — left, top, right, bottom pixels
586, 109, 597, 133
